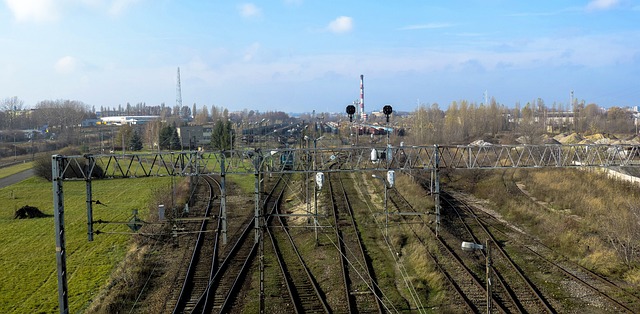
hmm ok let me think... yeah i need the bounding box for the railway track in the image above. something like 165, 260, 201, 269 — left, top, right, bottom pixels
195, 218, 256, 313
385, 186, 497, 312
396, 171, 600, 312
440, 192, 555, 313
431, 184, 639, 313
450, 182, 640, 313
171, 175, 221, 313
169, 174, 259, 314
165, 166, 638, 313
327, 171, 384, 313
265, 174, 331, 313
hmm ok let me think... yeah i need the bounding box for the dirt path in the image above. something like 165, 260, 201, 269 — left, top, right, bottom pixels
0, 169, 35, 188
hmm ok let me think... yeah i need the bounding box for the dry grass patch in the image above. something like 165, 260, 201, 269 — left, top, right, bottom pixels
447, 168, 640, 284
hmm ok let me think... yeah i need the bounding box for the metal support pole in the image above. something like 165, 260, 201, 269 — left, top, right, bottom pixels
189, 152, 196, 206
259, 209, 265, 314
306, 139, 310, 216
486, 239, 492, 314
221, 154, 227, 244
313, 139, 318, 246
254, 171, 260, 244
434, 145, 441, 237
384, 182, 388, 237
52, 155, 69, 314
254, 155, 261, 244
85, 155, 94, 241
253, 153, 264, 313
314, 182, 318, 245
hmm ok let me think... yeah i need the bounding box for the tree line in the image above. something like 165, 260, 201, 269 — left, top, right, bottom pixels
408, 98, 637, 145
1, 95, 637, 153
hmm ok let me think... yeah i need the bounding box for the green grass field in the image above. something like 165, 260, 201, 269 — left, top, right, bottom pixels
0, 162, 33, 179
0, 175, 171, 313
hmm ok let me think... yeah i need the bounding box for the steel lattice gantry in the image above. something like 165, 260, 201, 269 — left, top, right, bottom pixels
50, 144, 640, 313
52, 144, 640, 179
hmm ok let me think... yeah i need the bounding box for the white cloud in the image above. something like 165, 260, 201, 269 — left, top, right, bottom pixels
4, 0, 59, 22
55, 56, 79, 74
239, 3, 262, 19
327, 16, 353, 34
586, 0, 620, 11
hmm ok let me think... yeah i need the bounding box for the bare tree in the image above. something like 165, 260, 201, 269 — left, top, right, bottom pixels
144, 120, 162, 150
1, 96, 25, 130
194, 106, 209, 125
604, 201, 640, 267
606, 107, 634, 134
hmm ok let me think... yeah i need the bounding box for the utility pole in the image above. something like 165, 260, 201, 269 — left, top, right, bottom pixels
52, 155, 69, 314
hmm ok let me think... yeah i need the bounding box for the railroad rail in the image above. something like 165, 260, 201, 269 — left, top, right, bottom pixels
171, 175, 221, 313
50, 143, 640, 314
439, 189, 640, 313
327, 171, 384, 313
440, 192, 555, 313
465, 178, 640, 312
265, 174, 331, 313
384, 185, 500, 312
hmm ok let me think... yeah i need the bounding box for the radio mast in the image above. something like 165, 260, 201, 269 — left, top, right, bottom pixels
176, 67, 183, 108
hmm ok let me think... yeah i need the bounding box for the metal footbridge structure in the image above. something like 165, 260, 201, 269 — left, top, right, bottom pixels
51, 143, 640, 313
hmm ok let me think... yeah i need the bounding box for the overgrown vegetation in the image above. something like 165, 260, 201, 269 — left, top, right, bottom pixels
85, 177, 190, 313
446, 168, 640, 284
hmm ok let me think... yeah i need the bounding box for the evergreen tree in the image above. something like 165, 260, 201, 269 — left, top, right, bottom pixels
211, 119, 234, 151
159, 124, 181, 150
159, 125, 173, 149
129, 130, 143, 151
211, 120, 225, 151
170, 126, 181, 150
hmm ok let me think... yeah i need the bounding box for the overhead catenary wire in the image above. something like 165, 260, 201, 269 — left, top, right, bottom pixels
353, 172, 429, 312
319, 226, 397, 313
315, 171, 429, 312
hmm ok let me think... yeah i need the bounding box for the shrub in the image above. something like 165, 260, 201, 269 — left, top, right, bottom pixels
33, 147, 104, 181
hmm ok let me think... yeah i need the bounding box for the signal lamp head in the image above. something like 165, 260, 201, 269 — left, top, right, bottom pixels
383, 105, 393, 123
346, 105, 356, 122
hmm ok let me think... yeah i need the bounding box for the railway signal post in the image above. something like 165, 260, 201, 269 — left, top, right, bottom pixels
462, 240, 492, 314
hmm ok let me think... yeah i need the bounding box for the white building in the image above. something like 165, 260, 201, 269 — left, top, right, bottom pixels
100, 116, 160, 125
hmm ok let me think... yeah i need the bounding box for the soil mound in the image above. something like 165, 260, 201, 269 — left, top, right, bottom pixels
14, 205, 47, 219
556, 132, 583, 144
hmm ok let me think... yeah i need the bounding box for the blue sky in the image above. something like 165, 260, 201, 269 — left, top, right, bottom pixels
1, 0, 639, 114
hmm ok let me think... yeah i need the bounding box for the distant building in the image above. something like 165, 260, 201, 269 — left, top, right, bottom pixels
100, 116, 160, 125
177, 125, 213, 148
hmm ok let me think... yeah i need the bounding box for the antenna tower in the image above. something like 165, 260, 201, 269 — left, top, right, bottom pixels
360, 74, 365, 121
176, 67, 183, 108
